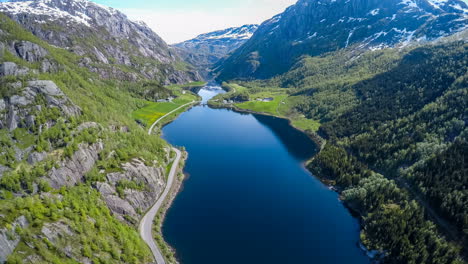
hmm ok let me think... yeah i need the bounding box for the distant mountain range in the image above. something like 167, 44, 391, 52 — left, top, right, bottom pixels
215, 0, 468, 80
0, 0, 201, 84
173, 24, 258, 78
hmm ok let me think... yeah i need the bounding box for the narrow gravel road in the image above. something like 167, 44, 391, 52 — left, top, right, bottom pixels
139, 101, 196, 264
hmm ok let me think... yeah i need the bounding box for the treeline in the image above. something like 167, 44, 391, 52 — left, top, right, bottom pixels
239, 40, 468, 262
0, 14, 170, 263
408, 140, 468, 238
309, 144, 463, 263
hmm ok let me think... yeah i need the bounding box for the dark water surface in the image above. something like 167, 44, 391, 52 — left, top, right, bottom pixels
161, 85, 369, 264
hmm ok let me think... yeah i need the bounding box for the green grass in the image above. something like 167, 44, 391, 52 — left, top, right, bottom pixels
131, 93, 197, 127
12, 128, 36, 149
236, 94, 287, 115
222, 83, 247, 93
290, 118, 321, 132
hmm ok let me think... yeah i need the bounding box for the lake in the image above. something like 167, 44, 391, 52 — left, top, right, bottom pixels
161, 85, 369, 264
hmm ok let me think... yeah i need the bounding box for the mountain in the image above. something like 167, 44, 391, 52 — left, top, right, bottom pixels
173, 24, 258, 78
0, 0, 202, 84
215, 0, 468, 80
0, 1, 204, 262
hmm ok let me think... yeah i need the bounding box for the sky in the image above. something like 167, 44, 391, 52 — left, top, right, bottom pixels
90, 0, 297, 44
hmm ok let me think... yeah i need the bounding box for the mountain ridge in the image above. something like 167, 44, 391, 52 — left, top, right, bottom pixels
0, 0, 202, 84
215, 0, 468, 80
173, 24, 258, 79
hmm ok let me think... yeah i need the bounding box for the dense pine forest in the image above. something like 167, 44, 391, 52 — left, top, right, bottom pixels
217, 41, 468, 263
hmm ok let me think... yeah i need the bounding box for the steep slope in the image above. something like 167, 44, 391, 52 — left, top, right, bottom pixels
0, 0, 202, 84
216, 0, 468, 80
173, 24, 258, 78
0, 12, 192, 263
216, 38, 468, 262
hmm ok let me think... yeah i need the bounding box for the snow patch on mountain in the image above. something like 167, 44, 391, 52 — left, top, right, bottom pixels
0, 0, 119, 27
186, 25, 259, 42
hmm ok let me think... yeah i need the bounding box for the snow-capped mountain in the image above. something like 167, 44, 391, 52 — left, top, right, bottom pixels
187, 24, 259, 42
216, 0, 468, 80
173, 24, 258, 78
0, 0, 201, 84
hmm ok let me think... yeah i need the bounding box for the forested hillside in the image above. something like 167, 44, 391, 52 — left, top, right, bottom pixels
0, 12, 191, 263
215, 0, 468, 80
216, 40, 468, 263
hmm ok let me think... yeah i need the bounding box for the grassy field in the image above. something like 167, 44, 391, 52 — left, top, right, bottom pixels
232, 88, 321, 132
235, 93, 288, 115
222, 83, 247, 93
132, 93, 198, 127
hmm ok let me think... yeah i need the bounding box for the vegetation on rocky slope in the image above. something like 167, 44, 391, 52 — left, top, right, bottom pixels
218, 40, 467, 262
0, 13, 190, 263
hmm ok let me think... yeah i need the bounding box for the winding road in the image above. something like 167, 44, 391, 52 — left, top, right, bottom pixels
139, 101, 197, 264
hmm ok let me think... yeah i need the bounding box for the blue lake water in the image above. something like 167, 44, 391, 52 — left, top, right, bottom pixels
161, 85, 369, 264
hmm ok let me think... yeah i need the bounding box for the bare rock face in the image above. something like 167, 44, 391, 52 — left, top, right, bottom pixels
0, 79, 82, 131
0, 99, 5, 112
97, 159, 165, 222
39, 221, 92, 264
48, 142, 104, 189
0, 165, 9, 179
12, 41, 48, 62
0, 62, 29, 77
41, 221, 74, 244
0, 0, 202, 84
0, 216, 29, 263
27, 151, 48, 165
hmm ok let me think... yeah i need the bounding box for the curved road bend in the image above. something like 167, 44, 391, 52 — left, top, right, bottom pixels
140, 101, 197, 264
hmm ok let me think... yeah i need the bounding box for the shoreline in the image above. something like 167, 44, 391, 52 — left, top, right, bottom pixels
140, 98, 199, 264
149, 89, 370, 263
209, 102, 326, 149
152, 151, 188, 264
209, 102, 378, 260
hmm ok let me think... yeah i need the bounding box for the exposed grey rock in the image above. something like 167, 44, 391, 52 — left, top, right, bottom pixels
28, 80, 63, 97
13, 41, 48, 62
13, 146, 33, 162
24, 254, 43, 263
96, 182, 115, 196
76, 122, 100, 133
10, 95, 33, 107
0, 62, 17, 76
0, 216, 29, 263
99, 159, 165, 221
48, 142, 104, 189
0, 165, 9, 179
102, 195, 137, 220
41, 221, 74, 244
93, 47, 108, 64
27, 152, 48, 165
27, 81, 82, 116
216, 0, 468, 79
0, 80, 81, 131
0, 100, 5, 112
6, 107, 17, 131
173, 24, 258, 78
0, 0, 202, 84
41, 59, 58, 73
25, 115, 35, 128
8, 82, 22, 90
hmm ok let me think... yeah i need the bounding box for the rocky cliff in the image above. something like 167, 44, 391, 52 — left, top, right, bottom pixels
0, 0, 202, 84
173, 24, 258, 78
216, 0, 468, 80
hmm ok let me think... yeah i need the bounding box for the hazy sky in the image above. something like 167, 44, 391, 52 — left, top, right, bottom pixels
90, 0, 297, 44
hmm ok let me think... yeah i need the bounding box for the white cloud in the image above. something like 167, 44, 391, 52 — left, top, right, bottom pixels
120, 0, 297, 44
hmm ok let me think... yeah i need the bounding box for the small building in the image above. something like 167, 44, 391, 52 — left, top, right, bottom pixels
259, 97, 274, 102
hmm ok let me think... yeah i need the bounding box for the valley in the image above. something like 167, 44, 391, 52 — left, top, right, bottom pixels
0, 0, 467, 263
